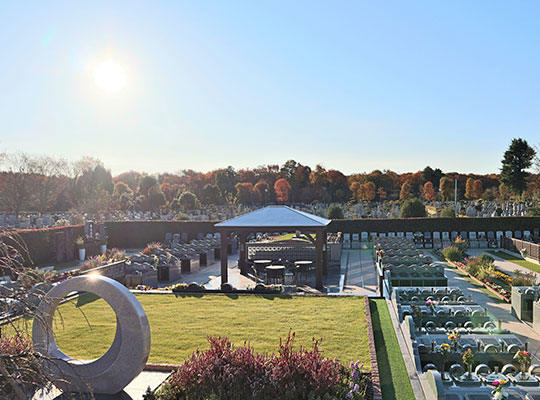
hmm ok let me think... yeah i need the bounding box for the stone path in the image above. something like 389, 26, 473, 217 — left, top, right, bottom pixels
33, 370, 170, 400
428, 251, 540, 362
343, 249, 378, 294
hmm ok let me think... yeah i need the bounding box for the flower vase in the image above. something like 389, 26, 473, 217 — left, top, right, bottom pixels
467, 364, 472, 380
78, 248, 86, 261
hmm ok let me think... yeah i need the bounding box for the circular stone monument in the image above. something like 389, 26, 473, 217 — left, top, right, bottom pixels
32, 275, 151, 395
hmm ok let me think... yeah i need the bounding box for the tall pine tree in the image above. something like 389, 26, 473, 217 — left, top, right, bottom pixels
500, 138, 536, 195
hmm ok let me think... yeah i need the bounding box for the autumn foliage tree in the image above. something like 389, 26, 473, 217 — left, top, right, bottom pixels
472, 179, 483, 199
350, 181, 375, 202
274, 178, 291, 203
235, 182, 254, 204
422, 181, 436, 201
465, 178, 475, 199
399, 181, 412, 200
253, 179, 271, 204
439, 177, 453, 201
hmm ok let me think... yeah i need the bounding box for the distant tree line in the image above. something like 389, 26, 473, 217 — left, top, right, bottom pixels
0, 139, 538, 215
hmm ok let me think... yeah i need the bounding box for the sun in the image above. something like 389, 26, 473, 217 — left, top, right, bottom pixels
93, 60, 126, 93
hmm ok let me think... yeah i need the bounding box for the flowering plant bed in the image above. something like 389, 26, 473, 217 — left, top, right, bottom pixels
148, 332, 370, 400
448, 260, 511, 302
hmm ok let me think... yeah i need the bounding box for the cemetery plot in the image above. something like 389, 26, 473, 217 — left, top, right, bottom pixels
374, 236, 540, 399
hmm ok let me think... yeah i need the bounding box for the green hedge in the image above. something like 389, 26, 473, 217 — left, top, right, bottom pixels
1, 225, 84, 266
5, 217, 539, 265
105, 221, 218, 248
328, 217, 540, 234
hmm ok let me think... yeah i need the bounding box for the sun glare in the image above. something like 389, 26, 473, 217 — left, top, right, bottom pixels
93, 60, 126, 93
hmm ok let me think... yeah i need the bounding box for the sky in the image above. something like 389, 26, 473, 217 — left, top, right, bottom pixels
1, 1, 539, 176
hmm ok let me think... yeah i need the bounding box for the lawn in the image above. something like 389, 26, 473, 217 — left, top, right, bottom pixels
369, 299, 414, 400
8, 293, 370, 368
489, 250, 540, 274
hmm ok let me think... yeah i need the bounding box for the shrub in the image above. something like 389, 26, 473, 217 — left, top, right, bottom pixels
440, 207, 456, 218
107, 248, 126, 262
465, 259, 482, 277
453, 236, 468, 253
155, 332, 368, 400
327, 205, 345, 219
527, 204, 540, 217
443, 246, 463, 262
479, 254, 494, 265
17, 268, 49, 289
400, 198, 427, 218
512, 270, 538, 286
79, 255, 106, 272
142, 242, 162, 255
0, 335, 46, 398
476, 265, 495, 282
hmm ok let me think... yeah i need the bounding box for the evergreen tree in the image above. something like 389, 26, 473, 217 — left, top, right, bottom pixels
500, 138, 536, 195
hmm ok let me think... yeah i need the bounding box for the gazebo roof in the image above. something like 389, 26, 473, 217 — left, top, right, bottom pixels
215, 205, 331, 229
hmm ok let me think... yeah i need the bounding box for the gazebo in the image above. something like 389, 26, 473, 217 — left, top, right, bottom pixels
214, 206, 331, 290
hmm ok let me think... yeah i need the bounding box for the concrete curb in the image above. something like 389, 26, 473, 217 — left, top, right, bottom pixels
144, 363, 180, 372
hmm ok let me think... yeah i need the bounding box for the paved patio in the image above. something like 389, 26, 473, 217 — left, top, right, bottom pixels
343, 249, 378, 294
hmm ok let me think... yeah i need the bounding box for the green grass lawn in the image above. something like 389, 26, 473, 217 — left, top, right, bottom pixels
489, 250, 540, 274
369, 299, 414, 400
8, 293, 370, 368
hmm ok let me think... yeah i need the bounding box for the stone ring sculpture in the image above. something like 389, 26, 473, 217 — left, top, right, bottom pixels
32, 275, 151, 395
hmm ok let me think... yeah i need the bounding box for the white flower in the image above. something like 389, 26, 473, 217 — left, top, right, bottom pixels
492, 389, 509, 400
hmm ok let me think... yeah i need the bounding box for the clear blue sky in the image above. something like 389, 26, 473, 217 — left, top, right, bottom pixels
1, 1, 539, 176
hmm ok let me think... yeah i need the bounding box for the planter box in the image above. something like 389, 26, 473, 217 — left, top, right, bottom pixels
180, 258, 200, 274
157, 266, 170, 282
448, 261, 510, 303
126, 274, 143, 287
198, 249, 214, 266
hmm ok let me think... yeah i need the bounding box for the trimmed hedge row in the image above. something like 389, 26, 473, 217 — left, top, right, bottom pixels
5, 217, 539, 265
1, 225, 84, 266
105, 221, 218, 249
328, 217, 540, 234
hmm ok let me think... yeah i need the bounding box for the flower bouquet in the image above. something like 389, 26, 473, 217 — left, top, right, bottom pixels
462, 348, 474, 380
436, 343, 451, 380
513, 350, 531, 379
491, 379, 508, 400
426, 299, 438, 314
448, 330, 461, 351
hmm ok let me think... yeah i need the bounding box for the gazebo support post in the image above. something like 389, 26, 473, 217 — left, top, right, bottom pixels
315, 229, 324, 290
322, 229, 328, 275
220, 230, 229, 285
238, 232, 248, 275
